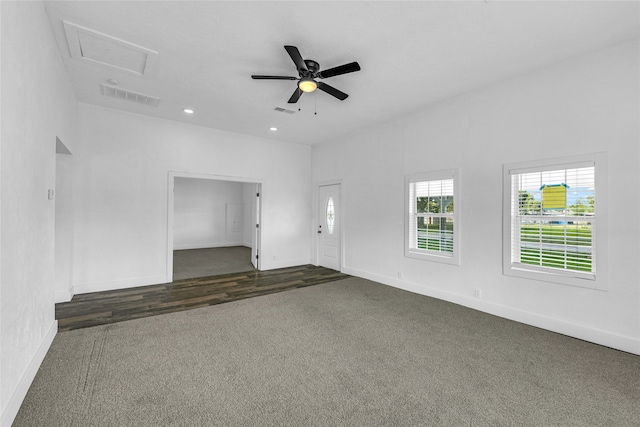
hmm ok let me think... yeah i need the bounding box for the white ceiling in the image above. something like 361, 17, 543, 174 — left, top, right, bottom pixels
43, 1, 639, 146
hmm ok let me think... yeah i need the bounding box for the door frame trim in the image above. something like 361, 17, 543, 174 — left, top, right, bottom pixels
314, 180, 344, 271
167, 171, 264, 283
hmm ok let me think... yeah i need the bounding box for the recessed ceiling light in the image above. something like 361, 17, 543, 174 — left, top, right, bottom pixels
183, 108, 194, 114
269, 127, 278, 131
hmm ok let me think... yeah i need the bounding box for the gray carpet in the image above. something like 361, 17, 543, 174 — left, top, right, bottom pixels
14, 277, 640, 426
173, 246, 254, 280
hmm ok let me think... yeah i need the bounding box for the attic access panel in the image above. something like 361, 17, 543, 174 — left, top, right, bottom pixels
63, 21, 158, 77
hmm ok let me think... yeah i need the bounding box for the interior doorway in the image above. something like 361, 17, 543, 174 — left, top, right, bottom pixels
167, 172, 262, 282
54, 137, 74, 302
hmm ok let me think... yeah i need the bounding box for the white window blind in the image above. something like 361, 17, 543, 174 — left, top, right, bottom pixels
509, 163, 595, 278
406, 169, 459, 264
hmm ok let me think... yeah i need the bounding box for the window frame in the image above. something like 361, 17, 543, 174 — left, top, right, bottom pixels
405, 169, 460, 265
502, 153, 608, 290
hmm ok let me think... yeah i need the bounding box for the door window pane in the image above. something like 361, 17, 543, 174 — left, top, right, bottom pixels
326, 197, 335, 235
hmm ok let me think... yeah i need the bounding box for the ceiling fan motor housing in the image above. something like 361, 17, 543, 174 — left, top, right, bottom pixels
302, 60, 320, 76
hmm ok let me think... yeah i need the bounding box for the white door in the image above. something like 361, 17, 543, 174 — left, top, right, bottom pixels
251, 185, 261, 269
225, 203, 243, 244
318, 184, 341, 270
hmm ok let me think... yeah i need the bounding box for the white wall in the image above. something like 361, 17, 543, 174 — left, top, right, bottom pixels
312, 41, 640, 355
173, 178, 245, 250
0, 1, 78, 424
72, 104, 311, 294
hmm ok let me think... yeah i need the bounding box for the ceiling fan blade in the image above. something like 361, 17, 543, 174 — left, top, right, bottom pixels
288, 88, 303, 104
317, 62, 361, 79
251, 75, 297, 80
284, 45, 308, 72
317, 82, 348, 100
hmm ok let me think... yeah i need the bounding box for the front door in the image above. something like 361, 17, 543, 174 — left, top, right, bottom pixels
318, 184, 341, 270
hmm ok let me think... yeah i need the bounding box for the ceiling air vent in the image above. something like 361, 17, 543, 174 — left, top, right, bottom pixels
63, 21, 158, 77
100, 83, 160, 107
274, 107, 296, 114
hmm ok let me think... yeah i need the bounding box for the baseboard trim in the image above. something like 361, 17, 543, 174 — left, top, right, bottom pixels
343, 266, 640, 356
173, 242, 246, 250
73, 274, 168, 295
1, 320, 57, 427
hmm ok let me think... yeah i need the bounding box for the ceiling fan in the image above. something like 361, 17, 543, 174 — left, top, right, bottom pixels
251, 45, 361, 103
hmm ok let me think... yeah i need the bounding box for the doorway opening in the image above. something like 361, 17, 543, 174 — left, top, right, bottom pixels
54, 137, 74, 302
167, 172, 262, 282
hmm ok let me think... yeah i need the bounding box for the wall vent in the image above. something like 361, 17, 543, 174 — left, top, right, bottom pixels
274, 107, 296, 114
63, 21, 158, 77
100, 83, 160, 107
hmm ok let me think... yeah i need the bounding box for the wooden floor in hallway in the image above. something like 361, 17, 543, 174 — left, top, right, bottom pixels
56, 265, 349, 331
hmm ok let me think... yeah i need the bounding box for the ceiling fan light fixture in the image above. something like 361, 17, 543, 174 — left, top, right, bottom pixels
298, 78, 317, 93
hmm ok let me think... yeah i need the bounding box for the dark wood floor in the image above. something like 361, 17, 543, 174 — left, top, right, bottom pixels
56, 265, 349, 332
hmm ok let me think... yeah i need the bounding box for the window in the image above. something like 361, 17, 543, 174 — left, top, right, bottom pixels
326, 197, 335, 235
405, 169, 460, 264
503, 154, 607, 289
